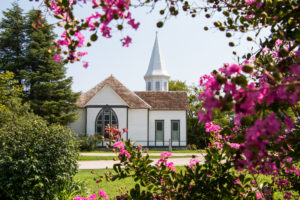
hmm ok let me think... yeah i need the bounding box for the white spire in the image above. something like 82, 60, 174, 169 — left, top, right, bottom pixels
144, 33, 170, 78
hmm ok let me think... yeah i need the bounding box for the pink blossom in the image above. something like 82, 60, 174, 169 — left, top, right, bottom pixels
189, 158, 199, 168
161, 179, 164, 183
286, 157, 292, 163
161, 152, 172, 158
92, 0, 99, 6
230, 143, 240, 149
98, 190, 108, 199
245, 14, 254, 20
245, 0, 256, 5
113, 141, 124, 150
156, 158, 165, 165
100, 25, 112, 38
234, 178, 242, 186
121, 36, 132, 47
284, 192, 292, 199
75, 31, 85, 47
204, 122, 220, 133
224, 64, 242, 76
256, 192, 262, 199
73, 197, 88, 200
207, 174, 211, 178
53, 54, 62, 62
83, 61, 89, 68
127, 19, 140, 30
256, 2, 263, 7
275, 39, 283, 46
89, 194, 97, 200
166, 162, 176, 171
120, 148, 131, 158
77, 51, 88, 57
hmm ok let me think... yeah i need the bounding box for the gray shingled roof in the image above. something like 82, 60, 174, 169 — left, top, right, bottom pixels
134, 91, 189, 110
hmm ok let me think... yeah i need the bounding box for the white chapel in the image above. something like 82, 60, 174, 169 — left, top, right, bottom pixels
69, 35, 189, 147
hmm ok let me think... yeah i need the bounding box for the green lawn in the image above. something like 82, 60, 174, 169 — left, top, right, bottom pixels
78, 155, 195, 161
80, 149, 204, 154
75, 168, 298, 199
75, 169, 135, 198
75, 167, 185, 198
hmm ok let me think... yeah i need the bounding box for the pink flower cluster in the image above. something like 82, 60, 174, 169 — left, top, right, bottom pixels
98, 190, 108, 199
74, 190, 107, 200
204, 122, 220, 133
189, 158, 199, 168
113, 141, 131, 158
161, 152, 172, 159
44, 0, 140, 66
105, 125, 123, 139
198, 41, 299, 173
156, 152, 175, 171
113, 141, 124, 149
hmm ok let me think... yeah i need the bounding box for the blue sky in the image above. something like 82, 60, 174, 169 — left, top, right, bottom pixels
1, 0, 259, 93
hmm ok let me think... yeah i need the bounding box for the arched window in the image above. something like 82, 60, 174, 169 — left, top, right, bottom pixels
95, 106, 118, 138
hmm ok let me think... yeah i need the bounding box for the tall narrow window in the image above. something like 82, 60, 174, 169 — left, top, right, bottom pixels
155, 120, 164, 142
171, 120, 180, 142
164, 82, 167, 91
147, 82, 151, 91
155, 81, 160, 91
95, 107, 118, 138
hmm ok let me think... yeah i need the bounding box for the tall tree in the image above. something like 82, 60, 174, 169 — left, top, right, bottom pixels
0, 4, 80, 125
0, 3, 27, 84
24, 9, 80, 125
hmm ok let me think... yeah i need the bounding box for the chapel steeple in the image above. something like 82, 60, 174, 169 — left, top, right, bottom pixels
144, 33, 170, 91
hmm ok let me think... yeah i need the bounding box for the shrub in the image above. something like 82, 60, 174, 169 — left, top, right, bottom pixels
0, 103, 79, 200
77, 133, 103, 151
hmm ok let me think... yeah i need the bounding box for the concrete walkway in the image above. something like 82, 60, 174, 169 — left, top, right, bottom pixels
78, 153, 205, 169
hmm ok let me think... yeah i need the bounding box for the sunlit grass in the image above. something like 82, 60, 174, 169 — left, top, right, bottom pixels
75, 167, 186, 197
80, 149, 204, 154
78, 155, 195, 161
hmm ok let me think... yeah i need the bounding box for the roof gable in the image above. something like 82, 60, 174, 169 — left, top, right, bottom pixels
77, 76, 151, 109
85, 85, 128, 106
135, 91, 189, 110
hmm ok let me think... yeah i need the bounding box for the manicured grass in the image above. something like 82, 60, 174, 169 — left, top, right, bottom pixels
80, 149, 204, 154
75, 169, 135, 198
75, 167, 186, 198
78, 155, 195, 161
148, 149, 205, 153
75, 168, 298, 199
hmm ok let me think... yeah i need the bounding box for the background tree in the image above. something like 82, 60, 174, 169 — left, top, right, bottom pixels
168, 80, 189, 92
169, 80, 208, 148
0, 3, 27, 84
24, 9, 80, 125
0, 4, 80, 125
169, 80, 234, 148
0, 71, 22, 111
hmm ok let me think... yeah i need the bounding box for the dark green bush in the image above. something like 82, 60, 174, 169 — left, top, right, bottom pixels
0, 104, 79, 200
